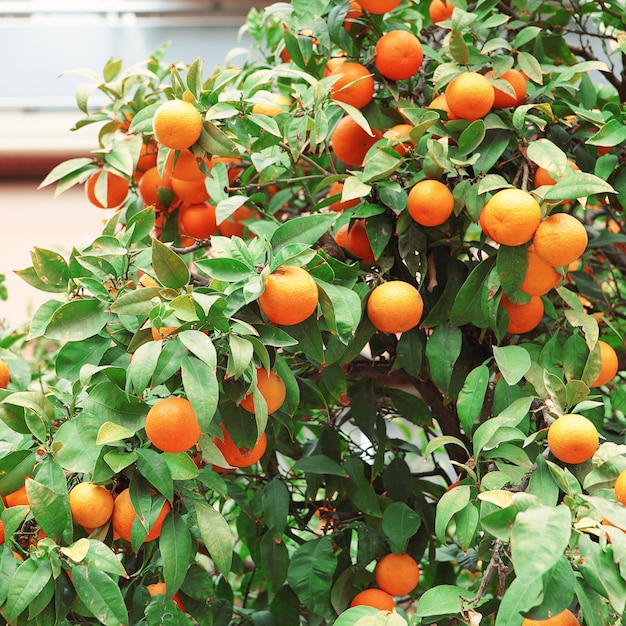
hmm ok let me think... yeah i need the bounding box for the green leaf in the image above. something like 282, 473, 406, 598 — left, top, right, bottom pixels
494, 574, 542, 626
586, 118, 626, 148
4, 557, 53, 623
316, 280, 362, 342
160, 513, 193, 596
25, 478, 72, 541
497, 245, 526, 296
71, 565, 129, 626
152, 238, 190, 289
577, 533, 626, 614
362, 148, 402, 183
436, 485, 470, 543
292, 455, 347, 476
161, 452, 199, 481
31, 247, 69, 290
195, 257, 254, 281
526, 455, 559, 506
44, 299, 110, 342
195, 501, 233, 574
270, 213, 337, 253
55, 335, 111, 382
180, 354, 218, 432
449, 257, 496, 327
0, 450, 37, 496
136, 448, 174, 502
457, 120, 486, 156
53, 415, 103, 473
493, 345, 531, 385
457, 364, 490, 436
425, 323, 462, 397
343, 457, 381, 517
258, 535, 289, 595
287, 536, 337, 618
511, 504, 571, 582
517, 51, 543, 83
109, 286, 162, 316
262, 478, 290, 539
381, 502, 421, 554
414, 585, 465, 619
128, 339, 162, 395
543, 171, 615, 201
79, 540, 127, 578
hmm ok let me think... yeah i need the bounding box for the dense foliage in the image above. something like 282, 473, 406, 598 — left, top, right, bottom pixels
1, 0, 625, 624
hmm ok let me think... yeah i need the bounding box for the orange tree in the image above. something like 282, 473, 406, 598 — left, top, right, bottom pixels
1, 0, 626, 624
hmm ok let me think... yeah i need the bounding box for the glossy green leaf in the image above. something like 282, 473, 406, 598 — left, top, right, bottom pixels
136, 448, 174, 501
435, 485, 470, 543
457, 364, 490, 436
382, 502, 421, 554
425, 323, 462, 397
44, 299, 110, 342
160, 513, 193, 596
53, 415, 103, 473
493, 345, 531, 385
72, 565, 129, 626
152, 238, 191, 289
271, 213, 337, 253
195, 501, 233, 574
414, 585, 465, 619
4, 557, 53, 623
287, 536, 337, 618
26, 478, 72, 541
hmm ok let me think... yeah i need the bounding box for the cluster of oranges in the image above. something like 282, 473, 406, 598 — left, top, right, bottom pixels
350, 552, 420, 611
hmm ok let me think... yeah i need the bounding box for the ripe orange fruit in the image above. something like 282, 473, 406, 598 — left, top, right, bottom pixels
214, 424, 268, 468
427, 93, 458, 120
138, 166, 174, 209
532, 213, 588, 268
6, 484, 29, 507
171, 178, 210, 204
329, 61, 375, 109
331, 116, 382, 167
327, 181, 361, 212
367, 281, 424, 334
486, 69, 527, 108
343, 1, 363, 31
350, 588, 396, 611
534, 160, 580, 205
251, 94, 291, 117
356, 0, 401, 14
614, 469, 626, 505
85, 169, 130, 209
589, 340, 619, 388
500, 293, 544, 334
407, 179, 455, 227
480, 188, 542, 246
547, 413, 599, 464
0, 358, 10, 389
146, 581, 187, 612
521, 609, 579, 626
534, 160, 580, 189
0, 520, 4, 545
374, 30, 423, 81
428, 0, 455, 23
324, 57, 347, 78
520, 245, 562, 296
334, 220, 375, 263
153, 100, 203, 150
68, 482, 115, 529
239, 368, 287, 414
387, 123, 414, 156
111, 487, 171, 543
258, 265, 319, 326
151, 326, 177, 341
375, 553, 420, 596
144, 397, 201, 453
178, 203, 218, 240
218, 205, 259, 238
445, 72, 495, 121
136, 140, 159, 174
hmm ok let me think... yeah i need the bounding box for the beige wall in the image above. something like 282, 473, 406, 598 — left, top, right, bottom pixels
0, 183, 112, 327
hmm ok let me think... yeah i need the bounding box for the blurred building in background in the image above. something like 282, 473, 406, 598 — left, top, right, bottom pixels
0, 0, 271, 324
